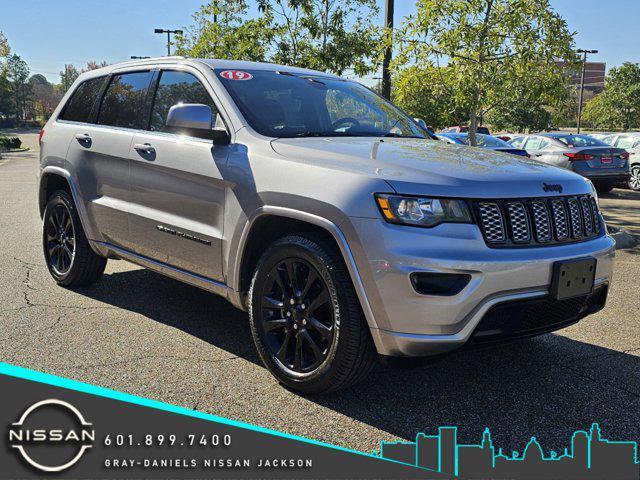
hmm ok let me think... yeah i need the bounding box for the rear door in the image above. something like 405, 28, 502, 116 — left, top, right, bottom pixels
64, 71, 153, 249
127, 67, 228, 282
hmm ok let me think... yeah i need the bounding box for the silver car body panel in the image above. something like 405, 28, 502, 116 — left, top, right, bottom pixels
39, 57, 616, 358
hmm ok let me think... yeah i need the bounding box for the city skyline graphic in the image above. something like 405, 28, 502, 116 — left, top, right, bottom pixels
378, 423, 639, 479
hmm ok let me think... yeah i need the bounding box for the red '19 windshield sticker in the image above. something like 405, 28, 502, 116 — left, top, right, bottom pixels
219, 70, 253, 81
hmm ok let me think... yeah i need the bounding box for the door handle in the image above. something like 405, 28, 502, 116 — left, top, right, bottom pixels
75, 133, 91, 146
133, 143, 155, 156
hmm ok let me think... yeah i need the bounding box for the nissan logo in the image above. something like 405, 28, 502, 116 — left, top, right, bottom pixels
8, 399, 95, 472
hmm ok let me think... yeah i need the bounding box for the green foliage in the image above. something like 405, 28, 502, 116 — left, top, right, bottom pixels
0, 31, 9, 58
175, 0, 274, 61
176, 0, 381, 76
5, 54, 31, 123
58, 64, 80, 94
391, 65, 470, 129
264, 0, 381, 76
394, 0, 577, 142
582, 62, 640, 131
0, 136, 22, 150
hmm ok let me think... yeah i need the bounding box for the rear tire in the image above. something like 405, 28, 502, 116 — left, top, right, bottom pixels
629, 165, 640, 191
42, 190, 106, 287
248, 234, 377, 394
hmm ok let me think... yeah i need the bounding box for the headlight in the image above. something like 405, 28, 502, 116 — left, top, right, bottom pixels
375, 194, 473, 227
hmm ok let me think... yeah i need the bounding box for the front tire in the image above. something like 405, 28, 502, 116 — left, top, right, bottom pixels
42, 190, 106, 287
248, 234, 377, 394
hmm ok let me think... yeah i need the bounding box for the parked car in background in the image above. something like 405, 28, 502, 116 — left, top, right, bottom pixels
590, 133, 616, 143
441, 125, 491, 135
437, 133, 529, 156
508, 133, 630, 193
595, 132, 640, 191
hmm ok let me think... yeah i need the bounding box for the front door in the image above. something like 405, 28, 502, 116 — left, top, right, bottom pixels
128, 68, 228, 282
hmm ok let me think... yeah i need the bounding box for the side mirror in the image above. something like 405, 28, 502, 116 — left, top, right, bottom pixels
166, 103, 230, 145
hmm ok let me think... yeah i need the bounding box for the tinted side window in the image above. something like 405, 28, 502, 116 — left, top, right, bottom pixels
98, 71, 151, 129
150, 70, 218, 132
59, 77, 107, 123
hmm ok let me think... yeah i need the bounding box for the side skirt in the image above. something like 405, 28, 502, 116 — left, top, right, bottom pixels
92, 241, 232, 300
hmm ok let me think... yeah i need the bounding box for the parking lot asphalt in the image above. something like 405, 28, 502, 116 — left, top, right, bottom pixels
1, 133, 639, 454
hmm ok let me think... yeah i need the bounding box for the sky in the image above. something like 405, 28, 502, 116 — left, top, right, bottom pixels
1, 0, 639, 83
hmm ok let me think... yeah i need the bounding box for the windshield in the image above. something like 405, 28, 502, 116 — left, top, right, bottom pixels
215, 69, 426, 139
555, 135, 607, 148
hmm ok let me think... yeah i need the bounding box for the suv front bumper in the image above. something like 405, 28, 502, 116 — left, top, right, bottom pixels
346, 218, 616, 357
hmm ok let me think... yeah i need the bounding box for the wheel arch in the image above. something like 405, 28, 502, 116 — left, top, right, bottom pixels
39, 167, 103, 255
232, 207, 380, 332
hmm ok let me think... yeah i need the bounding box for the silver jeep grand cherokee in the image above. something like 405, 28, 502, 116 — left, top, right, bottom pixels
39, 58, 615, 393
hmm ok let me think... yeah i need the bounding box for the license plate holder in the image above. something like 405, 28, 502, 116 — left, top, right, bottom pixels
550, 258, 596, 300
601, 156, 613, 164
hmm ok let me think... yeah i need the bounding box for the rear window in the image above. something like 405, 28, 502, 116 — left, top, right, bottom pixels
59, 77, 107, 123
97, 71, 151, 129
555, 135, 607, 148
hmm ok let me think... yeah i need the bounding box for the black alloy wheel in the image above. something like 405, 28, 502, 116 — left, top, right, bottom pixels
42, 189, 106, 287
45, 201, 76, 276
259, 258, 335, 374
248, 234, 377, 394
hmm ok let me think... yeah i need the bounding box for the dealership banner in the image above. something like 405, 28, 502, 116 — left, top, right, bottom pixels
1, 362, 638, 480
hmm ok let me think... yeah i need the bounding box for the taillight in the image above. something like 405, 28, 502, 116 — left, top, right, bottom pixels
564, 152, 593, 160
39, 128, 45, 144
621, 152, 630, 160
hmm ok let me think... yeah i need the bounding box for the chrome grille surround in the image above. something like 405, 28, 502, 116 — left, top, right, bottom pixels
530, 201, 552, 243
580, 197, 594, 235
478, 203, 505, 243
590, 196, 601, 234
567, 198, 583, 238
475, 195, 602, 248
506, 202, 530, 243
550, 200, 569, 241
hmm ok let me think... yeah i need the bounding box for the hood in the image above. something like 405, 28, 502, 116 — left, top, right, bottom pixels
271, 137, 592, 198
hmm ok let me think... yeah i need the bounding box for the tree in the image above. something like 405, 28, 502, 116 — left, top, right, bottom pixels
0, 31, 9, 58
175, 0, 274, 61
29, 74, 60, 123
391, 65, 469, 129
6, 54, 31, 123
263, 0, 381, 76
83, 60, 109, 71
583, 62, 640, 131
395, 0, 576, 144
58, 64, 79, 94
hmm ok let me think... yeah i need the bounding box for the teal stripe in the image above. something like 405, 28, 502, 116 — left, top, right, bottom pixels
0, 362, 431, 471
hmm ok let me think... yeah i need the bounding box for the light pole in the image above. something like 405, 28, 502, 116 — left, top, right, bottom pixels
576, 48, 598, 134
381, 0, 394, 100
154, 28, 184, 56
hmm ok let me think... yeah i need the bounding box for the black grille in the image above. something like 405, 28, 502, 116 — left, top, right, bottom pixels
475, 195, 603, 248
471, 285, 607, 344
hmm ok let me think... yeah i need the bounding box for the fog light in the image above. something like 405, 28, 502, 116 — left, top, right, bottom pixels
410, 273, 471, 296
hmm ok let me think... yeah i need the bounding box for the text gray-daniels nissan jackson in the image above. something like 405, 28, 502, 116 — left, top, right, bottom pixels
38, 58, 615, 393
